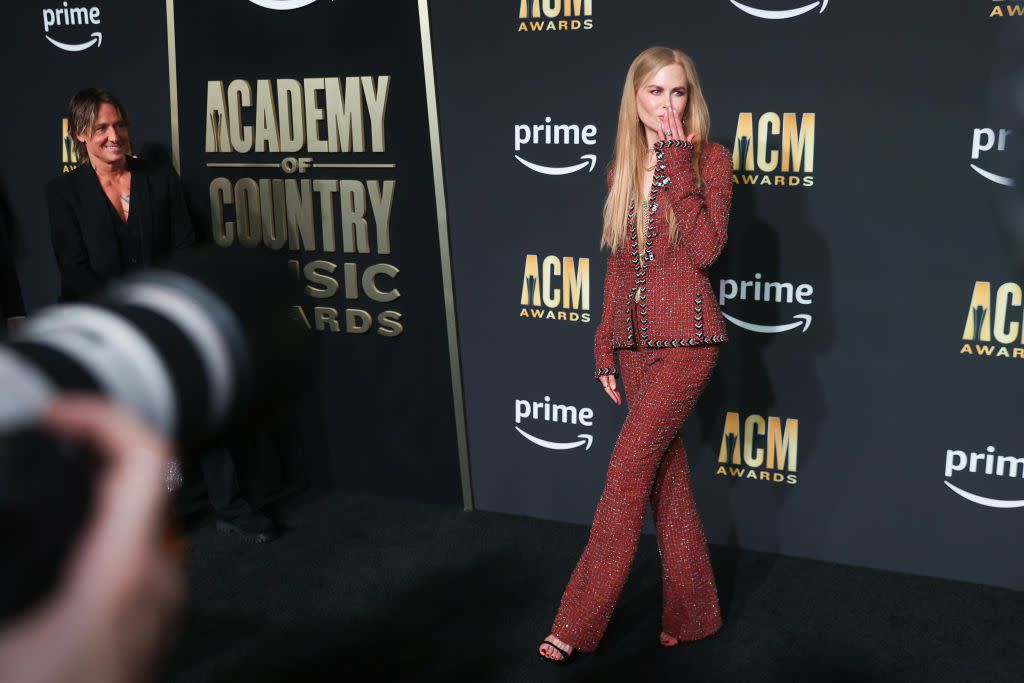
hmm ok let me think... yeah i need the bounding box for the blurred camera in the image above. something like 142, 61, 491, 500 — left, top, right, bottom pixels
0, 247, 312, 622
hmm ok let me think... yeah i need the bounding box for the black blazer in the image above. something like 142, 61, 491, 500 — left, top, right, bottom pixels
45, 157, 195, 301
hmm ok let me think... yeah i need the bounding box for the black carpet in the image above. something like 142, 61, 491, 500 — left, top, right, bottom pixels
161, 491, 1021, 683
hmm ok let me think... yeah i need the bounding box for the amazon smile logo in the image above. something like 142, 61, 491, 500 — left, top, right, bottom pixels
970, 127, 1015, 187
248, 0, 319, 9
945, 446, 1024, 509
730, 0, 829, 19
514, 117, 597, 176
43, 3, 102, 52
718, 274, 814, 335
514, 396, 594, 452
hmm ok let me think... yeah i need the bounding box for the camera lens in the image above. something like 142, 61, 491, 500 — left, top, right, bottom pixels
1, 248, 311, 445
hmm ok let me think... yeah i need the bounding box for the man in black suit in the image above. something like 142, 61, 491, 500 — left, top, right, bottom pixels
46, 88, 278, 543
45, 151, 193, 301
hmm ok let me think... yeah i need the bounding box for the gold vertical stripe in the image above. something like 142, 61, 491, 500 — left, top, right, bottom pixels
165, 0, 181, 174
417, 0, 474, 511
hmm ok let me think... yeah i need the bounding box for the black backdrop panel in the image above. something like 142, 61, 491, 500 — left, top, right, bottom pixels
0, 0, 1021, 590
172, 0, 460, 503
431, 0, 1024, 590
0, 0, 172, 311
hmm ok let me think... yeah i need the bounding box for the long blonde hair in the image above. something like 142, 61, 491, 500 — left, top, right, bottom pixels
601, 47, 711, 253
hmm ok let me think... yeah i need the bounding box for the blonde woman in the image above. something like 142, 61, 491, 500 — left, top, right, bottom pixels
539, 46, 733, 663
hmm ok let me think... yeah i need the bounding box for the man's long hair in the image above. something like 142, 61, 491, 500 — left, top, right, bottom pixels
67, 88, 131, 166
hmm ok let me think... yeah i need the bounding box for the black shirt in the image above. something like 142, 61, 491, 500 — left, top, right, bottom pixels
105, 189, 143, 274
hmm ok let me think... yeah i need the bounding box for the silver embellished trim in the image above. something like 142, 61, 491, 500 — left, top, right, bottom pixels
625, 139, 719, 349
628, 148, 666, 346
642, 334, 727, 349
655, 139, 692, 149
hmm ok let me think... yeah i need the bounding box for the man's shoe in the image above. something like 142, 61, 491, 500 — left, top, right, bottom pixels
215, 507, 279, 544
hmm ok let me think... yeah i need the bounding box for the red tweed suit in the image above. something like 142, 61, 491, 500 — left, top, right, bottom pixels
550, 139, 732, 652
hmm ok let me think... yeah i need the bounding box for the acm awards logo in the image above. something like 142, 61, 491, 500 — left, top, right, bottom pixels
517, 0, 594, 32
515, 396, 595, 451
718, 273, 814, 334
970, 128, 1015, 186
61, 119, 79, 173
960, 282, 1024, 360
944, 446, 1024, 509
733, 113, 815, 187
43, 2, 103, 52
988, 2, 1024, 18
520, 255, 591, 322
730, 0, 828, 20
717, 411, 799, 485
514, 118, 597, 176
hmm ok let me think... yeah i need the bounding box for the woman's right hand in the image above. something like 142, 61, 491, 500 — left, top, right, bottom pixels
659, 104, 696, 145
600, 375, 621, 405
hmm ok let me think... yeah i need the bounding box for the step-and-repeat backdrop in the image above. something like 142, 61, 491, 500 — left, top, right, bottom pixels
2, 0, 1022, 591
169, 0, 465, 504
0, 0, 465, 506
0, 0, 173, 311
432, 1, 1024, 592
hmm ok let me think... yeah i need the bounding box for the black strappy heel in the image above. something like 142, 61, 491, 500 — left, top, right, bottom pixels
538, 638, 578, 665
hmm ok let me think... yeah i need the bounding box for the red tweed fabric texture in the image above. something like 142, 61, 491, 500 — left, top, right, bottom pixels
595, 140, 733, 379
552, 343, 722, 651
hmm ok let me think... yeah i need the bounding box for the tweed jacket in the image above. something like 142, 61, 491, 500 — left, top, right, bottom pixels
594, 139, 733, 378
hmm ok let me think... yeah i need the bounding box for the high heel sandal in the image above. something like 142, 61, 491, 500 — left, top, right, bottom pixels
660, 632, 681, 647
538, 638, 578, 665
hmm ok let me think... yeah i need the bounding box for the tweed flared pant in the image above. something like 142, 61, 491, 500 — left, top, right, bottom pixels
550, 343, 722, 652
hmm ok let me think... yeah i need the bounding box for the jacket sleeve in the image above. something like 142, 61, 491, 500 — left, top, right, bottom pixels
594, 167, 618, 379
594, 252, 620, 379
166, 164, 196, 252
654, 140, 732, 269
46, 181, 104, 300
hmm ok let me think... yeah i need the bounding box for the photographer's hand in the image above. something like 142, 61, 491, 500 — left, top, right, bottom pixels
0, 397, 184, 683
